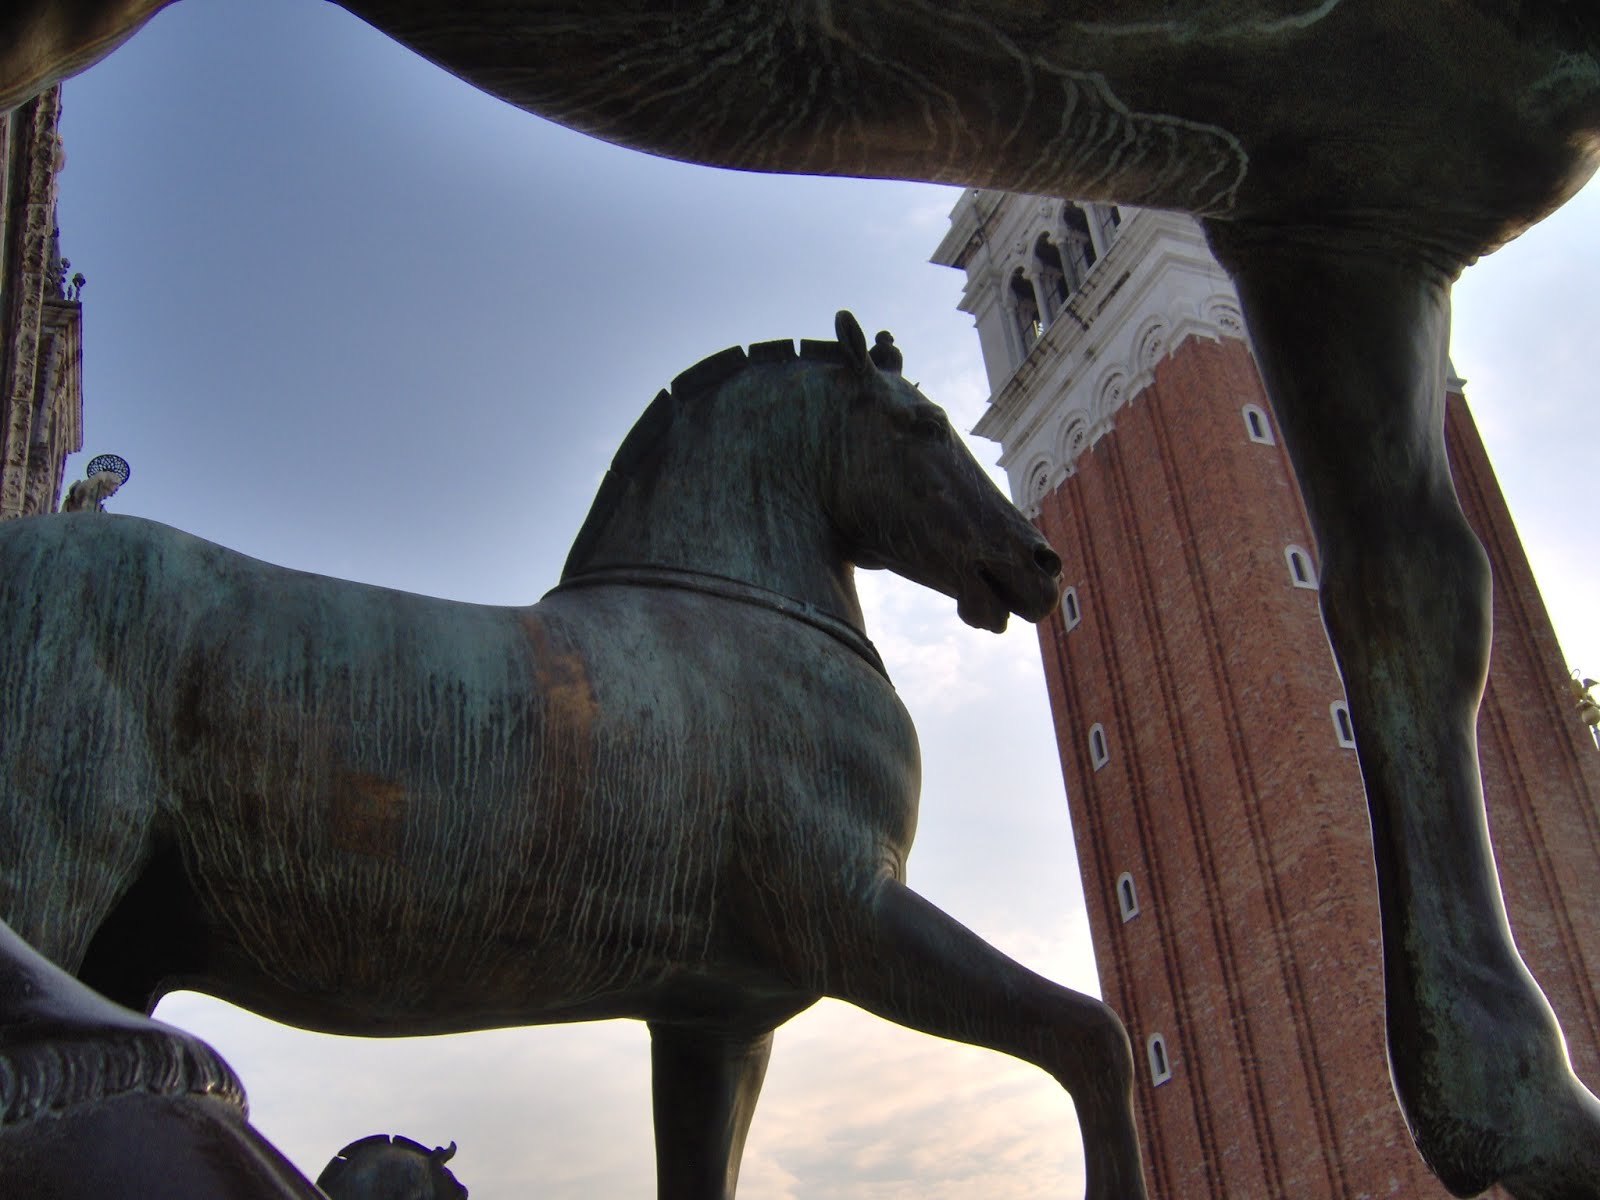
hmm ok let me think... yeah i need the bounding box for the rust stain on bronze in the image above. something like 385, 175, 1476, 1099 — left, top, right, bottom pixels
520, 612, 599, 751
327, 772, 408, 859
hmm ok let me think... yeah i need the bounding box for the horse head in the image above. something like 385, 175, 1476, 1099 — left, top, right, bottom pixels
557, 312, 1059, 637
828, 311, 1061, 632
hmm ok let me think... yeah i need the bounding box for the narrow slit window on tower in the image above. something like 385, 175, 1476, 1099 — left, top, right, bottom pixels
1117, 872, 1140, 922
1147, 1034, 1172, 1085
1062, 586, 1081, 629
1331, 701, 1357, 748
1089, 723, 1109, 770
1242, 403, 1274, 445
1285, 544, 1318, 590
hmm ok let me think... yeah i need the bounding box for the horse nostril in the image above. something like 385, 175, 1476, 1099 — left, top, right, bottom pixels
1034, 545, 1062, 577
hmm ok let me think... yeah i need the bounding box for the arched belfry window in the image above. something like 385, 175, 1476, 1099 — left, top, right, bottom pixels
1091, 203, 1122, 253
1285, 544, 1318, 590
1010, 269, 1041, 349
1061, 204, 1099, 276
1062, 586, 1081, 630
1331, 701, 1357, 748
1147, 1034, 1173, 1085
1033, 233, 1070, 317
1243, 403, 1274, 445
1089, 723, 1110, 770
1117, 872, 1139, 922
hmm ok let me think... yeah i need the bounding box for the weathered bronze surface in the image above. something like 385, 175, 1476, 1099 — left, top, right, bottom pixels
4, 6, 1600, 1196
0, 315, 1143, 1198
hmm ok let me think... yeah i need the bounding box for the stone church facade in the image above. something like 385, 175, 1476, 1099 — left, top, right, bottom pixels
934, 194, 1600, 1197
1, 83, 84, 520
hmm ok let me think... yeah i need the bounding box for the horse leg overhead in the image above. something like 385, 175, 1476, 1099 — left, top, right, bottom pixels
0, 0, 173, 110
648, 1020, 777, 1200
821, 880, 1144, 1200
1206, 222, 1600, 1200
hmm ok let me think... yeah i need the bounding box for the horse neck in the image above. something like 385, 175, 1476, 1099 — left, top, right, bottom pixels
566, 374, 865, 626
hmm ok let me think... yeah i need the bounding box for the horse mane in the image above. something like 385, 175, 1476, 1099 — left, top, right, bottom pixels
560, 337, 849, 579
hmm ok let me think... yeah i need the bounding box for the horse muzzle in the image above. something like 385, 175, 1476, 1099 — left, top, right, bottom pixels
960, 542, 1062, 632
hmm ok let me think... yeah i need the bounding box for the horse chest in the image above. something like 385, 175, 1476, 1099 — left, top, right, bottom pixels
549, 590, 925, 878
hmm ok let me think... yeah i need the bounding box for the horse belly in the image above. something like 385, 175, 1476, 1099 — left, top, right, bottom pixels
168, 765, 729, 1030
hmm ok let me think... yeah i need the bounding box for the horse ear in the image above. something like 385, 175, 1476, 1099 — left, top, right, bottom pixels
433, 1141, 457, 1163
835, 311, 873, 379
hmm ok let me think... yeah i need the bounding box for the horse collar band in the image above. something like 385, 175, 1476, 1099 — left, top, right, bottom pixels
553, 565, 889, 681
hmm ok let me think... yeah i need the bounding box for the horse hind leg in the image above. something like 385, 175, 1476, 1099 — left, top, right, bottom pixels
0, 794, 157, 995
647, 1020, 778, 1200
0, 612, 158, 987
76, 835, 209, 1013
0, 750, 171, 1013
818, 880, 1146, 1200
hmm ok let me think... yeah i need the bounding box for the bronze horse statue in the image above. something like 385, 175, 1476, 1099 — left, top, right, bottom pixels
4, 4, 1600, 1197
0, 315, 1144, 1197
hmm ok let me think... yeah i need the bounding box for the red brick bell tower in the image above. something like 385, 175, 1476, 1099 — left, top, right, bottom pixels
933, 194, 1600, 1197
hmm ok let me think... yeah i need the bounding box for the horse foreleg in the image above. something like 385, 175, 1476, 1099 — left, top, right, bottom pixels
648, 1020, 775, 1200
822, 880, 1145, 1200
1207, 222, 1600, 1200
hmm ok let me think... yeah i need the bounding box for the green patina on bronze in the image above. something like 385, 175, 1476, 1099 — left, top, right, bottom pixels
0, 315, 1148, 1199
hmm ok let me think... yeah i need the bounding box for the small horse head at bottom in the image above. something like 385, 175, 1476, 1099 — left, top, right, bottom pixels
315, 1135, 466, 1200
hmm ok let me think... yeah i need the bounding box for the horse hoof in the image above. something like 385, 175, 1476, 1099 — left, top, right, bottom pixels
1407, 1068, 1600, 1200
1496, 1075, 1600, 1200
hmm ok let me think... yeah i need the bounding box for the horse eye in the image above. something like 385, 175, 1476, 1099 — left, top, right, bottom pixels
909, 414, 945, 439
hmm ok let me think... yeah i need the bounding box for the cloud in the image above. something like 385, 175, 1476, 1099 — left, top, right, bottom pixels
739, 1001, 1089, 1200
155, 994, 659, 1196
159, 980, 1106, 1200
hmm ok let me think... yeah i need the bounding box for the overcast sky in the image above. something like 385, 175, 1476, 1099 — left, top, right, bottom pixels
47, 1, 1600, 1195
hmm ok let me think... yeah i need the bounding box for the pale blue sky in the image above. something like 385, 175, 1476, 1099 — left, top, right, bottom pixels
48, 1, 1600, 1195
